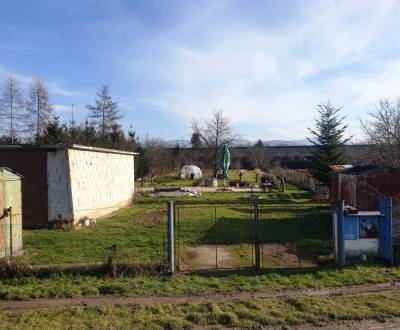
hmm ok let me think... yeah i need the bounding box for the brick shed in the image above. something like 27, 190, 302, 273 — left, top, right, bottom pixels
0, 144, 136, 228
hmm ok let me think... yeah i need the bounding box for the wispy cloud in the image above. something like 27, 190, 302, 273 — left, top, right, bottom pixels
122, 0, 400, 140
1, 0, 400, 140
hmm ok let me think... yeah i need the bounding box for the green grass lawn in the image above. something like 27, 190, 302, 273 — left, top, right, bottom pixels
139, 169, 259, 187
1, 265, 400, 301
0, 183, 397, 302
2, 290, 400, 329
22, 184, 330, 266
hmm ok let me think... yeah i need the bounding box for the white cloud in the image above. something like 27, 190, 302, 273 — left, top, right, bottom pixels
54, 104, 73, 113
126, 0, 400, 139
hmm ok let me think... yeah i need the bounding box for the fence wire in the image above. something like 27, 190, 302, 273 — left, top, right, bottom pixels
174, 201, 332, 272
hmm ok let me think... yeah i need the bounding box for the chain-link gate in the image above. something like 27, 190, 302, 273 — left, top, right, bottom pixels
173, 201, 262, 271
259, 203, 331, 269
167, 200, 331, 272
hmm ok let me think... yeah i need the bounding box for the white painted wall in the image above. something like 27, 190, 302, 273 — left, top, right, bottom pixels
47, 150, 74, 223
67, 148, 135, 224
345, 239, 379, 257
47, 147, 135, 225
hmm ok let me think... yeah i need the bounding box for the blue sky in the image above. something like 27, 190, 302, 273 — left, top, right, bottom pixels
1, 0, 400, 142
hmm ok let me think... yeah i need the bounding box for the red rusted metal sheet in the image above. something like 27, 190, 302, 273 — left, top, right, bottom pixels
329, 164, 354, 172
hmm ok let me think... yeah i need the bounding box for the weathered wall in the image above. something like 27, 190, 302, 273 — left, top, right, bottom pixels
0, 171, 23, 257
66, 148, 135, 224
4, 179, 23, 254
47, 150, 74, 223
0, 180, 4, 256
331, 169, 400, 242
0, 150, 48, 228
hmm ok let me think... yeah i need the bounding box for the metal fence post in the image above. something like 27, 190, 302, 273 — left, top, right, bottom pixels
379, 197, 393, 265
167, 201, 175, 273
337, 200, 345, 267
254, 202, 261, 271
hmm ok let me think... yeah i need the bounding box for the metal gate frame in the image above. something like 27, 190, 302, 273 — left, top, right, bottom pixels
167, 200, 263, 272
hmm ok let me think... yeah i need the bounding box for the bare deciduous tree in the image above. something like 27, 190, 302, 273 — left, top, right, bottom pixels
361, 97, 400, 167
0, 75, 28, 143
192, 110, 236, 178
27, 76, 54, 141
145, 139, 170, 182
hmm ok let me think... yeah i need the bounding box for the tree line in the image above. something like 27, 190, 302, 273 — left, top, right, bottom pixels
0, 75, 53, 143
0, 74, 150, 178
1, 73, 399, 185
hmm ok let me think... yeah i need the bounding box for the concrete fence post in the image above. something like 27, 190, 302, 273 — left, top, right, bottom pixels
167, 201, 175, 273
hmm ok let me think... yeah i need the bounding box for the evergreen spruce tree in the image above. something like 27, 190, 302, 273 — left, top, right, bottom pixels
128, 127, 149, 180
36, 115, 67, 144
86, 85, 123, 135
308, 102, 350, 187
190, 132, 202, 148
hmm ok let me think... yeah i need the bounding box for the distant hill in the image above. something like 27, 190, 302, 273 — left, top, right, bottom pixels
163, 139, 313, 147
264, 139, 312, 146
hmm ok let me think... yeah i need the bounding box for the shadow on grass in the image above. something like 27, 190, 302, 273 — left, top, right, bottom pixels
177, 211, 332, 246
177, 260, 389, 278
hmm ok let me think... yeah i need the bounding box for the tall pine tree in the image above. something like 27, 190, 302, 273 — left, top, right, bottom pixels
86, 85, 123, 135
308, 102, 350, 187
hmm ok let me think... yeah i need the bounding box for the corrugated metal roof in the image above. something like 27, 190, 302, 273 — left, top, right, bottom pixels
329, 164, 354, 172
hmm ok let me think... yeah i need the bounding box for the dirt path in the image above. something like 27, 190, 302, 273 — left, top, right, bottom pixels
195, 318, 400, 330
0, 282, 399, 312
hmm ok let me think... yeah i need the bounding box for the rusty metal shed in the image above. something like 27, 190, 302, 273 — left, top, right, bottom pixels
0, 168, 23, 257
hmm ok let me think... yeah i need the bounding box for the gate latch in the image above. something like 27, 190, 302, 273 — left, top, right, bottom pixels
1, 207, 12, 219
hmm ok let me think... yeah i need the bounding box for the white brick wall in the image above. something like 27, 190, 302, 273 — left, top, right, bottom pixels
47, 147, 135, 225
47, 150, 74, 222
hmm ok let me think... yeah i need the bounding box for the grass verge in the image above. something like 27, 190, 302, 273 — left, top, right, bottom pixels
0, 265, 400, 300
1, 291, 400, 329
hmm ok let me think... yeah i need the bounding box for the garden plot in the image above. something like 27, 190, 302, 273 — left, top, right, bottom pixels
180, 245, 239, 270
262, 243, 318, 268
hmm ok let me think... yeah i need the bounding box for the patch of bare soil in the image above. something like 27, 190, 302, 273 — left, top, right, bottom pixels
0, 282, 399, 312
262, 243, 317, 268
180, 245, 240, 270
140, 208, 164, 227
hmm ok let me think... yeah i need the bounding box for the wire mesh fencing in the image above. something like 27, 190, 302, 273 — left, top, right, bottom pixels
174, 201, 257, 271
259, 203, 333, 269
172, 200, 333, 272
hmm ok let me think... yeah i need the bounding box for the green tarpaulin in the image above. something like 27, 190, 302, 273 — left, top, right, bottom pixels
221, 144, 230, 179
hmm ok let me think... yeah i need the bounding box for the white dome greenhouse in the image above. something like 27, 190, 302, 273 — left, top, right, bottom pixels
180, 165, 203, 180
